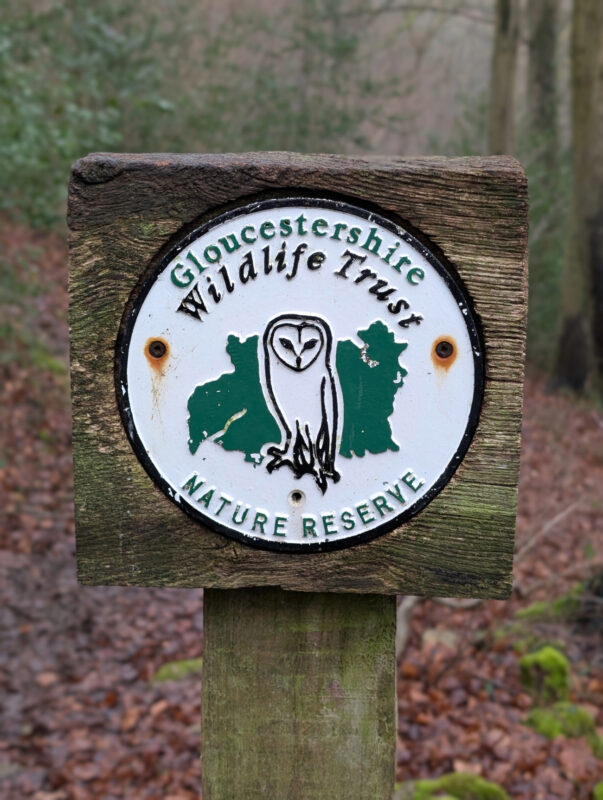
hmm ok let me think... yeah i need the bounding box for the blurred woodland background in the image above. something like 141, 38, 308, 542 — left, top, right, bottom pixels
0, 1, 602, 799
2, 0, 603, 389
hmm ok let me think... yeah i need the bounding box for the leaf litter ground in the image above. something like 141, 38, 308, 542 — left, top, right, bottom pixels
0, 225, 601, 799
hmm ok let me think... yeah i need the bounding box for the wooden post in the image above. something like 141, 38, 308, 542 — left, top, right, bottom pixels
202, 589, 396, 799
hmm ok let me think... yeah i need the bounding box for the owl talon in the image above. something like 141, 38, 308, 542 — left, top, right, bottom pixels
266, 446, 294, 475
313, 467, 340, 494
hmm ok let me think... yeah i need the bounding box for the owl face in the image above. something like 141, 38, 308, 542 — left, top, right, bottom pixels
268, 319, 326, 372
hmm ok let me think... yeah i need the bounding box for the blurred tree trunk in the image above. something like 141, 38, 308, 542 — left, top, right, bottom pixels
526, 0, 560, 366
527, 0, 559, 172
488, 0, 520, 154
553, 0, 603, 396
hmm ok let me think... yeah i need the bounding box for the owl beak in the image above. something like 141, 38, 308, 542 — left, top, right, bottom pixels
296, 356, 302, 368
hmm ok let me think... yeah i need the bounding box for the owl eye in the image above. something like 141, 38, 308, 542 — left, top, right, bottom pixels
302, 338, 319, 352
279, 337, 295, 351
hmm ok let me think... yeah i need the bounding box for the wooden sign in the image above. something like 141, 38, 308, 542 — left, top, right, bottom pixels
69, 153, 527, 597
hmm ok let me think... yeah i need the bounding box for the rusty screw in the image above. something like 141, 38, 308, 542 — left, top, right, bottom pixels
148, 340, 167, 359
435, 340, 454, 359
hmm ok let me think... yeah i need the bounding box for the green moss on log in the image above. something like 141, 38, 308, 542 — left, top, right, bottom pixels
519, 645, 570, 702
152, 657, 203, 682
413, 773, 510, 800
526, 702, 603, 758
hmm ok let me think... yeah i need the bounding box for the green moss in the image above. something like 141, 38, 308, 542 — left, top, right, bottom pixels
526, 702, 603, 758
413, 773, 510, 800
140, 221, 157, 237
519, 645, 570, 702
502, 585, 586, 656
588, 734, 602, 759
516, 585, 583, 621
515, 601, 548, 620
493, 621, 565, 656
152, 657, 203, 683
593, 781, 603, 800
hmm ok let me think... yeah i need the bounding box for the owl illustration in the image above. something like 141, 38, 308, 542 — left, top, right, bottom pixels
262, 313, 340, 494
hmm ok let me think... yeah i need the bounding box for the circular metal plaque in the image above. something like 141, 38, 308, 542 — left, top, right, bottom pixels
117, 196, 483, 552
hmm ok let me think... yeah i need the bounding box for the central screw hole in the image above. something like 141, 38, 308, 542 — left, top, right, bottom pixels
289, 490, 305, 507
149, 340, 167, 359
435, 340, 454, 359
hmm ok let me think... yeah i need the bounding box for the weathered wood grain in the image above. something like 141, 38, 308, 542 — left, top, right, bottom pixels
69, 153, 528, 597
202, 589, 396, 800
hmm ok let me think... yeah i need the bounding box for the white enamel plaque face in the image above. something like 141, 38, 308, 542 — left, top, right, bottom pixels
117, 197, 483, 552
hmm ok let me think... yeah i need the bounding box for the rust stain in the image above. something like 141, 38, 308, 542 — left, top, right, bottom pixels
431, 335, 457, 371
145, 336, 170, 375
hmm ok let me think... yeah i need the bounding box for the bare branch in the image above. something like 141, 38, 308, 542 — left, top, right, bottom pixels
515, 499, 583, 562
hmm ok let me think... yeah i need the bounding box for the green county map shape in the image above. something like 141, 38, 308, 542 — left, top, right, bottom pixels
187, 334, 280, 463
337, 321, 407, 458
187, 322, 407, 463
